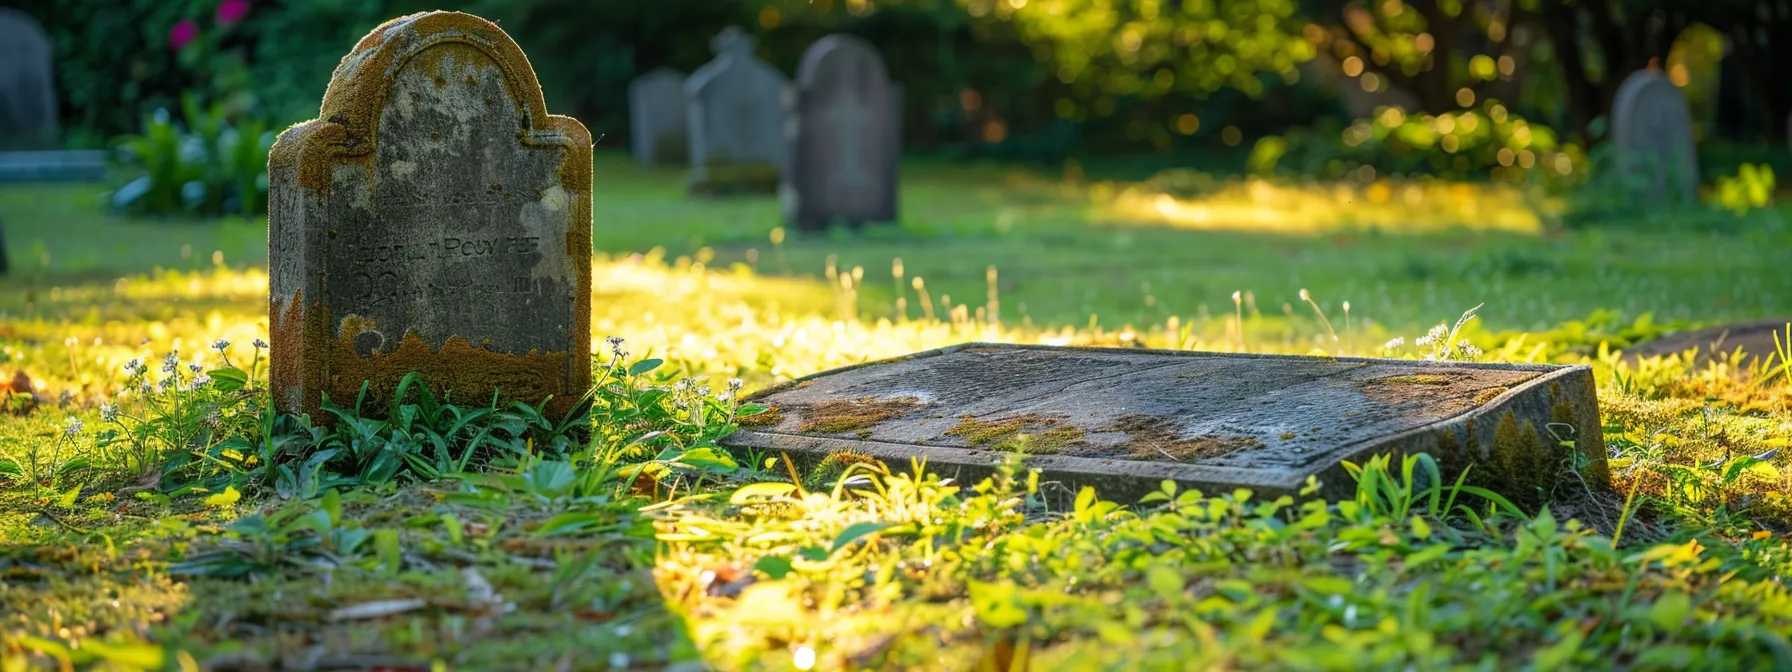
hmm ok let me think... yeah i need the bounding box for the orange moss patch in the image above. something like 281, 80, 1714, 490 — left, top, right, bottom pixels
272, 296, 583, 423
796, 397, 919, 434
1106, 414, 1261, 462
737, 406, 785, 428
944, 414, 1085, 453
1473, 386, 1511, 406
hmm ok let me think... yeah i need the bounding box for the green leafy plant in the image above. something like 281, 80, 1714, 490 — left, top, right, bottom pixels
1711, 162, 1776, 215
112, 94, 274, 217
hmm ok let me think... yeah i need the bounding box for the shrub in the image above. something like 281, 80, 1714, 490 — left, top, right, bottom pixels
1262, 99, 1589, 187
111, 94, 273, 218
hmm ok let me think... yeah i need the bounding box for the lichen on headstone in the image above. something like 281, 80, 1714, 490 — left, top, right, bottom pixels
268, 10, 593, 421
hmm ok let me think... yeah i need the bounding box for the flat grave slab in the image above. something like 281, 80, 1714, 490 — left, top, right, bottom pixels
725, 343, 1609, 501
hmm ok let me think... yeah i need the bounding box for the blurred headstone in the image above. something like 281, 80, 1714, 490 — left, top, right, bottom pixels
269, 11, 593, 421
1610, 71, 1699, 203
629, 68, 688, 166
0, 150, 106, 182
784, 34, 901, 232
685, 27, 788, 196
0, 9, 56, 150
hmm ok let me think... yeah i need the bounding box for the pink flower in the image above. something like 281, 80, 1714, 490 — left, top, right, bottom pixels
215, 0, 249, 26
169, 20, 198, 50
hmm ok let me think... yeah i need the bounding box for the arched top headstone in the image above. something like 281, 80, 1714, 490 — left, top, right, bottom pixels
277, 11, 589, 196
268, 10, 592, 421
1610, 70, 1699, 202
0, 8, 58, 149
784, 33, 901, 230
795, 34, 892, 89
629, 68, 689, 165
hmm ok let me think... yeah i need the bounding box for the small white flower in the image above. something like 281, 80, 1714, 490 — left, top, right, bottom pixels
191, 374, 212, 390
205, 409, 222, 427
716, 392, 733, 403
727, 377, 744, 392
253, 338, 269, 349
161, 353, 179, 373
1458, 343, 1484, 359
123, 358, 142, 374
1414, 334, 1435, 347
188, 363, 202, 374
695, 385, 712, 397
1382, 337, 1405, 351
100, 403, 119, 423
64, 417, 84, 437
675, 379, 694, 392
212, 339, 230, 351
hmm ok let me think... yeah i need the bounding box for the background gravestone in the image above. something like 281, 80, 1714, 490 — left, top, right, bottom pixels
684, 27, 788, 196
1610, 71, 1699, 203
784, 34, 901, 232
629, 68, 688, 166
268, 11, 593, 420
0, 9, 58, 150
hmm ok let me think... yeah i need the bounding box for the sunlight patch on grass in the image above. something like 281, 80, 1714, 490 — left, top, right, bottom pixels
1098, 177, 1550, 234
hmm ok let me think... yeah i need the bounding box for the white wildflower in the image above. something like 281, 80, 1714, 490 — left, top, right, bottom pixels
123, 358, 142, 374
212, 339, 230, 351
64, 416, 83, 437
253, 338, 269, 349
726, 378, 744, 392
1382, 337, 1405, 351
191, 374, 212, 390
161, 353, 179, 373
100, 403, 119, 423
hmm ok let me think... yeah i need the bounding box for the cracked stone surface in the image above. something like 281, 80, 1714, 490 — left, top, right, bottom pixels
725, 343, 1609, 501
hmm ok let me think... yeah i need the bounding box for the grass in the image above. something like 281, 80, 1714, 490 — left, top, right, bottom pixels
3, 153, 1792, 669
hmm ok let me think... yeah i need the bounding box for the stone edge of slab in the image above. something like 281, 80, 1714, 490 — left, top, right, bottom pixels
726, 342, 1601, 500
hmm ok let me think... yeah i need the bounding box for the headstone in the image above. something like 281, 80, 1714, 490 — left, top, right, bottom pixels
268, 11, 593, 421
685, 27, 788, 196
724, 344, 1609, 502
628, 68, 688, 166
0, 9, 58, 150
1610, 71, 1699, 203
1622, 317, 1792, 369
784, 34, 901, 232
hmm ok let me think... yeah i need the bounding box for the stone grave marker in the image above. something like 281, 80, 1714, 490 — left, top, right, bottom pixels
724, 344, 1609, 502
685, 27, 788, 196
629, 68, 688, 166
268, 11, 592, 420
0, 9, 58, 149
784, 34, 901, 232
1611, 71, 1699, 203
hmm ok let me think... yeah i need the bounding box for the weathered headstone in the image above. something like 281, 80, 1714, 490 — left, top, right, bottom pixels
784, 34, 901, 232
0, 9, 58, 149
1610, 71, 1699, 203
629, 68, 688, 166
725, 344, 1608, 502
268, 11, 593, 420
685, 27, 788, 196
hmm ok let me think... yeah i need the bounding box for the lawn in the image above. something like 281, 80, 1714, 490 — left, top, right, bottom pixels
3, 154, 1792, 670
